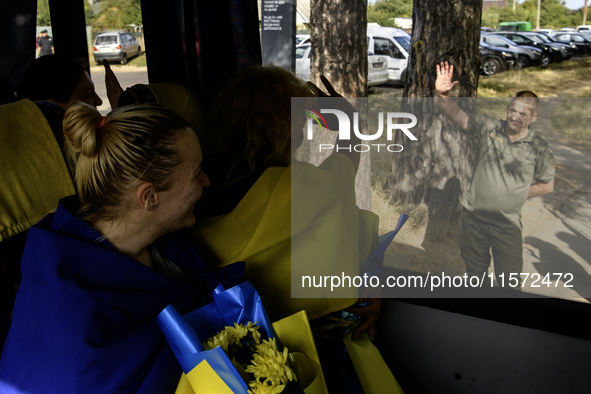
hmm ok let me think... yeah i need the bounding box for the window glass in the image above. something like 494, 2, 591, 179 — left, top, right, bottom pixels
374, 37, 393, 57
390, 41, 401, 57
511, 35, 526, 44
295, 46, 309, 59
528, 34, 544, 43
96, 35, 117, 45
485, 36, 507, 47
393, 36, 410, 52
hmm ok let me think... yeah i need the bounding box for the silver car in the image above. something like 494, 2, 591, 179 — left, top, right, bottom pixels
93, 31, 142, 65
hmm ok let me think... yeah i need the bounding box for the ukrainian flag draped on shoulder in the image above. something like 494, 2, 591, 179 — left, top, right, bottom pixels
189, 154, 379, 321
0, 196, 243, 393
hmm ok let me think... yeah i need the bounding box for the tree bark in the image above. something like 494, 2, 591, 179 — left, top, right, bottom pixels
386, 0, 482, 241
309, 0, 367, 97
309, 0, 371, 209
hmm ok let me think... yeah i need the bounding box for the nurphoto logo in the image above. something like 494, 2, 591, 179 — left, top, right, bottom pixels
304, 108, 418, 153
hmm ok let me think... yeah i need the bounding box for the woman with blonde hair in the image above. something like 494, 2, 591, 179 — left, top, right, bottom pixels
0, 104, 240, 393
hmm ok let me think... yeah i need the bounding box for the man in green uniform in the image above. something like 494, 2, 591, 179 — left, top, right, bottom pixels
435, 62, 555, 288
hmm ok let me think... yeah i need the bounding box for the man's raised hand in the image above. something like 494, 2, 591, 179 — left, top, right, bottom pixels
435, 61, 459, 97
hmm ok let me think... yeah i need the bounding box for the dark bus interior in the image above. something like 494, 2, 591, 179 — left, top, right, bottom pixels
1, 1, 591, 392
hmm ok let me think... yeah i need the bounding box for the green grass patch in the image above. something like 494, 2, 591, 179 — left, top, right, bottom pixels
550, 98, 591, 151
479, 57, 591, 150
478, 57, 591, 98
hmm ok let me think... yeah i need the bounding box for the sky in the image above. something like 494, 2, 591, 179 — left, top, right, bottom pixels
560, 0, 587, 10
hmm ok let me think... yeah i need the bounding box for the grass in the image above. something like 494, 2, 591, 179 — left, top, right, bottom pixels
478, 56, 591, 150
478, 57, 591, 97
549, 97, 591, 151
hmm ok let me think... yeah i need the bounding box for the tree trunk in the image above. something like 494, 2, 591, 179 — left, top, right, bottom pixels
309, 0, 367, 97
309, 0, 371, 209
386, 0, 482, 242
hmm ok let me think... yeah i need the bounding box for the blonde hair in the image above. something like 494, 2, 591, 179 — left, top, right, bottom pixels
204, 66, 313, 179
63, 103, 191, 224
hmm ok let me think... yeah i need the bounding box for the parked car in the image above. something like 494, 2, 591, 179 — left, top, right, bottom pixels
482, 34, 543, 68
536, 28, 555, 36
551, 32, 591, 56
295, 44, 310, 80
296, 34, 310, 46
577, 25, 591, 32
479, 41, 518, 75
580, 30, 591, 42
367, 25, 409, 84
93, 31, 142, 65
295, 43, 389, 87
366, 51, 390, 86
532, 32, 576, 60
493, 32, 569, 63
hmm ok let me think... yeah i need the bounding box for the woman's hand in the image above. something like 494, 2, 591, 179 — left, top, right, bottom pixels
305, 76, 360, 172
306, 76, 356, 117
306, 75, 341, 98
345, 297, 381, 342
104, 60, 124, 109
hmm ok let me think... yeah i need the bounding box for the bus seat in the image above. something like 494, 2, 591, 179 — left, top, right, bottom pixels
0, 99, 75, 242
0, 99, 76, 351
118, 83, 206, 139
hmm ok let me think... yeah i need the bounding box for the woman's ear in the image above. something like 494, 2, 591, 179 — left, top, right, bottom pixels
136, 182, 158, 211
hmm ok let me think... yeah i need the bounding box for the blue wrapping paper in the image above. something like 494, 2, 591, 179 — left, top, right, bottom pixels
157, 281, 280, 393
157, 304, 249, 392
360, 214, 409, 280
183, 281, 277, 346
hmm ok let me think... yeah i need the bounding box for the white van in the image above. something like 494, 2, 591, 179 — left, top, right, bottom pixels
367, 25, 410, 84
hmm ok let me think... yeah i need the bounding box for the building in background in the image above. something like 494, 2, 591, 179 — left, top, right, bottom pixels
483, 0, 509, 11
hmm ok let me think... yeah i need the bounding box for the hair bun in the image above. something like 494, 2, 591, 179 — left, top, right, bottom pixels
63, 104, 103, 157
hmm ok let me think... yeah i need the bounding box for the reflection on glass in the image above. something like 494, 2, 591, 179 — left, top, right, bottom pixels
293, 97, 590, 301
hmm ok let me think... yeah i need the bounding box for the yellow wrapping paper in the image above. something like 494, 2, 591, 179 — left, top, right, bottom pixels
343, 332, 404, 394
0, 99, 75, 241
176, 359, 236, 394
273, 310, 328, 394
175, 310, 328, 394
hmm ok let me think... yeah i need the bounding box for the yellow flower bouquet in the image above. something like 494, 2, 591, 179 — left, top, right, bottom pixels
158, 281, 327, 394
204, 322, 296, 393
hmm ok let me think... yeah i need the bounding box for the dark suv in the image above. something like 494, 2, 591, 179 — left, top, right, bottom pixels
480, 41, 518, 75
551, 32, 591, 56
482, 34, 543, 68
493, 32, 567, 64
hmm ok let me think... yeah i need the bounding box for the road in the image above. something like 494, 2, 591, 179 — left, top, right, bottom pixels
520, 99, 591, 301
